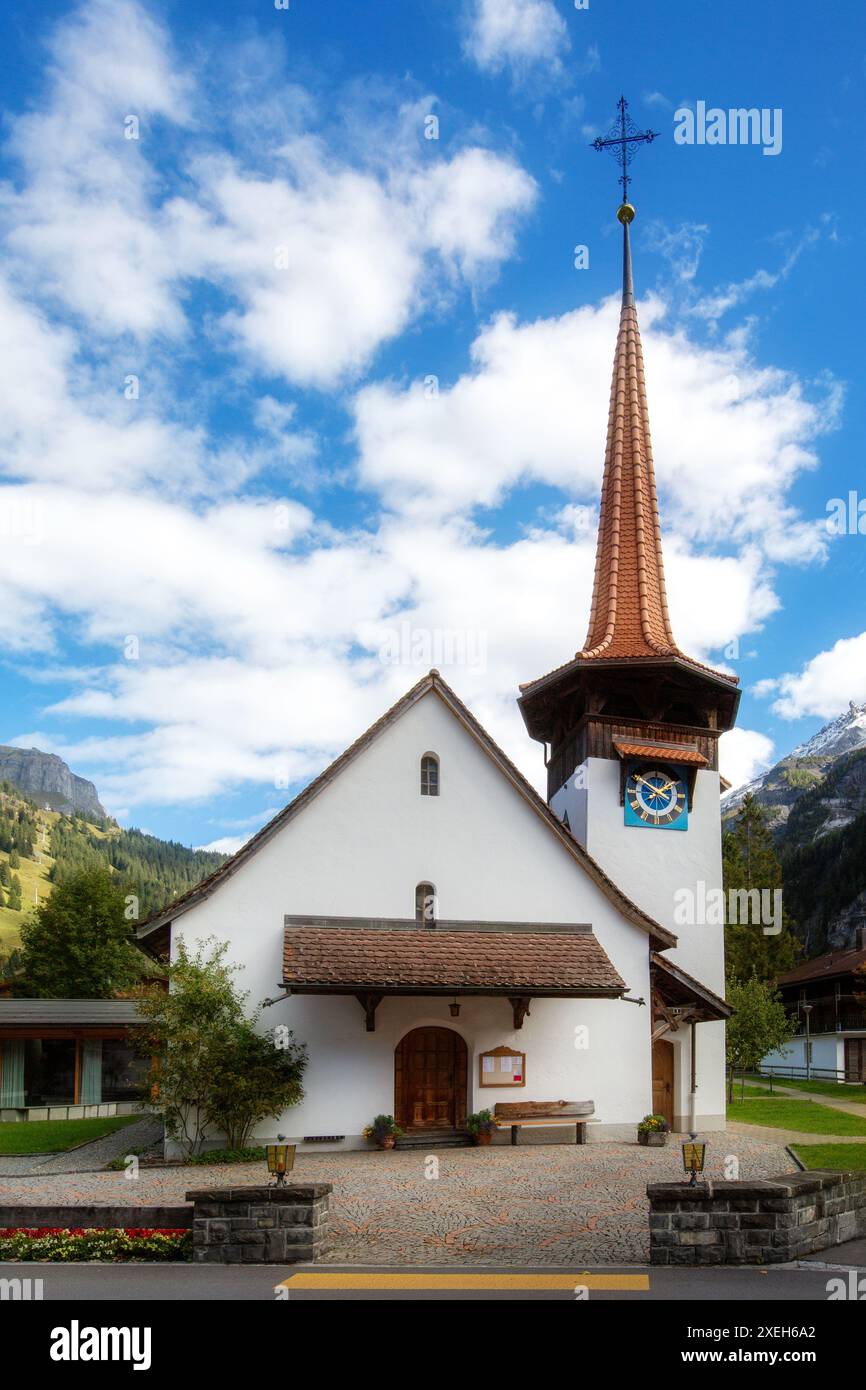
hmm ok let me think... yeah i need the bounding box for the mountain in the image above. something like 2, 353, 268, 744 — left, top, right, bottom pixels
0, 780, 227, 978
722, 703, 866, 954
0, 745, 106, 819
722, 702, 866, 834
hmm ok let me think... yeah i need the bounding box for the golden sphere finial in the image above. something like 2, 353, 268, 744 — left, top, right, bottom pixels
617, 202, 636, 225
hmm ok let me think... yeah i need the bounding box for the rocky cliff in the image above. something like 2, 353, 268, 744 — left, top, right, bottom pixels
0, 745, 106, 819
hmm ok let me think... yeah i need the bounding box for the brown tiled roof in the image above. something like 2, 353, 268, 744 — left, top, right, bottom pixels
613, 740, 708, 767
775, 946, 866, 988
520, 217, 737, 694
137, 670, 676, 951
283, 924, 625, 995
581, 231, 678, 663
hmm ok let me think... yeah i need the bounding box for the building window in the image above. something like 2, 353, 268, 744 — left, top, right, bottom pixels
416, 882, 437, 923
420, 754, 439, 796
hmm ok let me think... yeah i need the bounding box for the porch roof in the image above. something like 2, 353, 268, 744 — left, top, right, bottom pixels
650, 953, 732, 1023
282, 918, 626, 996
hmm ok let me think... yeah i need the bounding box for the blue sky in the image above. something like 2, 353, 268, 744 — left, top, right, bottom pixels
0, 0, 862, 850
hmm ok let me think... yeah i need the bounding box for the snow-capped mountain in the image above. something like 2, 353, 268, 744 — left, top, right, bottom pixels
789, 702, 866, 760
722, 703, 866, 953
722, 702, 866, 822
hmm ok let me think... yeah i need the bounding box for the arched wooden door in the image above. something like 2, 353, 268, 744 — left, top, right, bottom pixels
652, 1038, 675, 1128
395, 1027, 468, 1130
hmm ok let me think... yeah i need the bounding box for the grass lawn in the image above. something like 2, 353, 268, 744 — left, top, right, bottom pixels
0, 1114, 141, 1155
727, 1098, 866, 1136
792, 1143, 866, 1172
754, 1076, 866, 1103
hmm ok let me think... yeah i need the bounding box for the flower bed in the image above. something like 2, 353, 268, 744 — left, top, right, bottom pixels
0, 1227, 193, 1262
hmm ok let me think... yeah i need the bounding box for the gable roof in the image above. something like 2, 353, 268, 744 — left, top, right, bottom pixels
136, 670, 676, 950
775, 945, 866, 988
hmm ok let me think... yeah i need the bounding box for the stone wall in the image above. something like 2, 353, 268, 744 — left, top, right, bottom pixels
648, 1170, 866, 1265
0, 1204, 190, 1230
187, 1183, 332, 1264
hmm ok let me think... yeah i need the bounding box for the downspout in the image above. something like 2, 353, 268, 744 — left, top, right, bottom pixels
689, 1020, 697, 1133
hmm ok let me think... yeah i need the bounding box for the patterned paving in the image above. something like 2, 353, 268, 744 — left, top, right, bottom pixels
0, 1131, 793, 1265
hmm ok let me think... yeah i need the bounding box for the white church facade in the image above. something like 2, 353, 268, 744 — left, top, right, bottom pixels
139, 200, 738, 1151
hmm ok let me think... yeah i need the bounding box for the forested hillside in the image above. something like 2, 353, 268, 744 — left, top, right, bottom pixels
0, 780, 226, 979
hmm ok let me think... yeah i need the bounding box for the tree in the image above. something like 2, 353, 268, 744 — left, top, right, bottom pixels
0, 860, 9, 887
8, 849, 20, 869
136, 939, 307, 1157
15, 866, 142, 997
725, 977, 796, 1100
7, 875, 22, 913
723, 795, 800, 984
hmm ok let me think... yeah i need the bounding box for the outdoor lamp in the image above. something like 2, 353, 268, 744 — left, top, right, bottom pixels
681, 1134, 706, 1187
449, 1000, 461, 1017
266, 1134, 296, 1186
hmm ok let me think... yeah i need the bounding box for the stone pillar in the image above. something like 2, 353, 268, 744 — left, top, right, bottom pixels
647, 1170, 866, 1266
187, 1184, 332, 1264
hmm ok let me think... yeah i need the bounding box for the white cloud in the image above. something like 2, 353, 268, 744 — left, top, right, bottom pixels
352, 294, 833, 570
770, 632, 866, 719
0, 0, 844, 827
719, 727, 776, 790
463, 0, 570, 76
196, 836, 248, 855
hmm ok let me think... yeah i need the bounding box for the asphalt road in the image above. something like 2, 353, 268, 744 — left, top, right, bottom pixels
2, 1259, 863, 1301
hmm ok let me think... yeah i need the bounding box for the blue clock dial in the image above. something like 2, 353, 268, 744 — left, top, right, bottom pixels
625, 764, 688, 830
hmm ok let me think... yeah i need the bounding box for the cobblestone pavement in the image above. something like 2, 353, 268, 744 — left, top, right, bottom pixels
0, 1131, 793, 1265
0, 1117, 163, 1178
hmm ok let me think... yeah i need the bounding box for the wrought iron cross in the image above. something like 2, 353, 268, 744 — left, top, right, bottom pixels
591, 95, 658, 204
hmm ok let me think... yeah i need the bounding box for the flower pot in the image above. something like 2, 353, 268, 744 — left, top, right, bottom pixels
377, 1135, 396, 1149
474, 1130, 493, 1146
638, 1130, 667, 1147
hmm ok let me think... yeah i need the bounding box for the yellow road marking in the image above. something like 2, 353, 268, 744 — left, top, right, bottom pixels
277, 1272, 649, 1291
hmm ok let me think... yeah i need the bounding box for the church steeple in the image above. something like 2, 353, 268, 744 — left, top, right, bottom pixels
517, 128, 739, 805
579, 203, 680, 663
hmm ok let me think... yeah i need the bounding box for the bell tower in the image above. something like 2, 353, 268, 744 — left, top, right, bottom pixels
517, 128, 739, 993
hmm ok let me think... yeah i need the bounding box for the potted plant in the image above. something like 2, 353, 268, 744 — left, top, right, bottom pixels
637, 1114, 670, 1147
363, 1114, 403, 1149
466, 1109, 497, 1146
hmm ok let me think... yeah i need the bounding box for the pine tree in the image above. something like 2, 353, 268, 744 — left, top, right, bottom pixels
8, 849, 20, 869
723, 794, 800, 984
7, 874, 22, 912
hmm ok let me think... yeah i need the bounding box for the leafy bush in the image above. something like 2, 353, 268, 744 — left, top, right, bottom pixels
465, 1109, 496, 1136
637, 1114, 670, 1134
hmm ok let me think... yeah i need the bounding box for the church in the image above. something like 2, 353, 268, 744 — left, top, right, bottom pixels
138, 195, 739, 1151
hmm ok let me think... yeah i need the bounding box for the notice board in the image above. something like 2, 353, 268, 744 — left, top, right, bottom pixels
478, 1045, 526, 1088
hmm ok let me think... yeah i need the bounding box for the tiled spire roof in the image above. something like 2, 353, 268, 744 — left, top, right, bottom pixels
579, 211, 681, 662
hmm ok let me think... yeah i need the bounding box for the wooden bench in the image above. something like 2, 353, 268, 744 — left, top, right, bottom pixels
493, 1100, 598, 1146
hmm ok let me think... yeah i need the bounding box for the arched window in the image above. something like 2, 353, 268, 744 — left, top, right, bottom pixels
420, 753, 439, 796
415, 882, 437, 924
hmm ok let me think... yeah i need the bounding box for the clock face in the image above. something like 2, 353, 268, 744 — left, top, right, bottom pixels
625, 764, 688, 831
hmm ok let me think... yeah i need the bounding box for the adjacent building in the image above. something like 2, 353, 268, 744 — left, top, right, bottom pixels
762, 933, 866, 1082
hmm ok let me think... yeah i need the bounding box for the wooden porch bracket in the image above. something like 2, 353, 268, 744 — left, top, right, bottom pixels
508, 996, 532, 1030
355, 992, 384, 1032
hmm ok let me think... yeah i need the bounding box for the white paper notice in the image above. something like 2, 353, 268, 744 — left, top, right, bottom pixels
482, 1057, 495, 1073
500, 1057, 513, 1072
